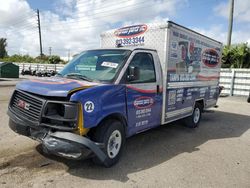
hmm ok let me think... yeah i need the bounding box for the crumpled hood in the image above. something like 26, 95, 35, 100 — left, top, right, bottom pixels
16, 77, 99, 97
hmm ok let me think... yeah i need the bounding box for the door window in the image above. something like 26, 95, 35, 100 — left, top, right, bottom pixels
127, 52, 156, 83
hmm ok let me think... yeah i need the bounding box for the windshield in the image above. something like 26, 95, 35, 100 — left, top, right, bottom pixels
59, 49, 131, 83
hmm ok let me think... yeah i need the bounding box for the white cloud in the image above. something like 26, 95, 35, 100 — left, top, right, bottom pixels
0, 0, 34, 27
214, 0, 250, 22
192, 25, 227, 43
54, 0, 76, 17
192, 25, 250, 45
0, 0, 186, 57
209, 0, 250, 45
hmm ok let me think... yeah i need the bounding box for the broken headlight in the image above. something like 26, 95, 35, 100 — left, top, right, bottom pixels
42, 101, 78, 129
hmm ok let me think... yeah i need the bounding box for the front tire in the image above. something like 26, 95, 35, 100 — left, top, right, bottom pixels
184, 103, 202, 128
92, 119, 125, 167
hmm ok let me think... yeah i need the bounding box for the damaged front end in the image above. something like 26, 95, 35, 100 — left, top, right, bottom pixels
7, 89, 107, 163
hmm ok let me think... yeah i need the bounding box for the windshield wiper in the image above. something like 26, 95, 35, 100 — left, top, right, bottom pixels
64, 73, 93, 82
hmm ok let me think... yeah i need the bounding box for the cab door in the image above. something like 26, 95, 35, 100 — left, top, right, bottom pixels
124, 51, 163, 136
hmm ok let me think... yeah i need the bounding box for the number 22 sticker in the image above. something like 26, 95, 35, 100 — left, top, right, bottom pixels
84, 101, 94, 113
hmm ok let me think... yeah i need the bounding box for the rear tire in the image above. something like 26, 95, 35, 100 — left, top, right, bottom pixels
184, 103, 202, 128
92, 119, 125, 167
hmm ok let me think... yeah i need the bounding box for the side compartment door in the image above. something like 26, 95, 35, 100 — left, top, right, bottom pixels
125, 51, 162, 135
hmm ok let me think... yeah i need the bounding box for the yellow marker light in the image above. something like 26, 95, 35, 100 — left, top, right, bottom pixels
69, 86, 93, 95
78, 103, 89, 136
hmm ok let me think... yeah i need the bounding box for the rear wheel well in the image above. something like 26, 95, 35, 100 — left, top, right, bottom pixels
184, 100, 203, 128
195, 99, 204, 112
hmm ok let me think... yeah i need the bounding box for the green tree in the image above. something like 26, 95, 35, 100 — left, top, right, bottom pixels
222, 43, 250, 68
222, 45, 234, 68
1, 54, 35, 63
48, 55, 61, 64
35, 55, 49, 64
0, 38, 8, 58
231, 43, 250, 68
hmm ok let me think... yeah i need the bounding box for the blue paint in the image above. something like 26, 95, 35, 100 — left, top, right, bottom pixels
125, 87, 162, 136
16, 77, 99, 97
114, 24, 147, 38
70, 85, 127, 130
15, 76, 218, 138
165, 85, 220, 121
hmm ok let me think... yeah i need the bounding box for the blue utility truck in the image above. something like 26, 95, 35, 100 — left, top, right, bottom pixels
8, 21, 222, 167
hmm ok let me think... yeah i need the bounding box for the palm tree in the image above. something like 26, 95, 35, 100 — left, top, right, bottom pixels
222, 45, 234, 68
222, 43, 250, 68
231, 43, 250, 68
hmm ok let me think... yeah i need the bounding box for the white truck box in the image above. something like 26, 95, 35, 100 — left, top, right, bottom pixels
101, 21, 223, 124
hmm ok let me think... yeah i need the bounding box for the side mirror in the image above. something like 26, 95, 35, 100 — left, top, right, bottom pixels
127, 66, 140, 82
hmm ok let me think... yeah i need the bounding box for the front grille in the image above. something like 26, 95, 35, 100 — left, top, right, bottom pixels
11, 90, 44, 122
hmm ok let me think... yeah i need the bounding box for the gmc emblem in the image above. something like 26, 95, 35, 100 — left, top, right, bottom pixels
17, 99, 30, 110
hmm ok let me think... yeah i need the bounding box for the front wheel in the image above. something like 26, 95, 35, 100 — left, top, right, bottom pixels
184, 103, 202, 128
92, 119, 125, 167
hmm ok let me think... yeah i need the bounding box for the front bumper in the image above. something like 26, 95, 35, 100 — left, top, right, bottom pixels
8, 109, 108, 163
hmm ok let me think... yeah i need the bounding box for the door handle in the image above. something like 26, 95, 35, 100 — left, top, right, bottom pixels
157, 85, 160, 95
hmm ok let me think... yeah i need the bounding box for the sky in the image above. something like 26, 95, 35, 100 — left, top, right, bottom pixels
0, 0, 250, 59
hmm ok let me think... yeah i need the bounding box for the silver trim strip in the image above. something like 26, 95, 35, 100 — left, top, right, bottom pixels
205, 99, 217, 107
161, 27, 170, 125
166, 106, 193, 118
165, 113, 192, 124
167, 81, 218, 89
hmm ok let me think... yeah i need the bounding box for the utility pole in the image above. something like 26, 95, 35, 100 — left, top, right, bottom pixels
68, 49, 70, 61
37, 9, 43, 57
49, 47, 52, 56
227, 0, 234, 46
